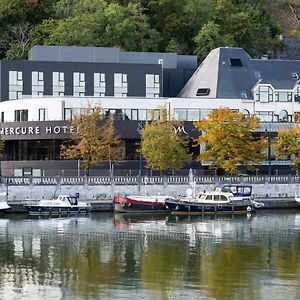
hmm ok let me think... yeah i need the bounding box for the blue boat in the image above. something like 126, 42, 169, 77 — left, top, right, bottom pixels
165, 184, 256, 215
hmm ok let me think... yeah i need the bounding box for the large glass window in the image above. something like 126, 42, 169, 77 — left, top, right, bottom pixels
275, 91, 292, 102
187, 109, 200, 121
14, 110, 28, 121
255, 111, 274, 122
200, 109, 212, 120
255, 86, 273, 102
174, 109, 187, 120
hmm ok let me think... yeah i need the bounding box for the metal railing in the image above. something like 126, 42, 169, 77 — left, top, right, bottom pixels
1, 174, 300, 186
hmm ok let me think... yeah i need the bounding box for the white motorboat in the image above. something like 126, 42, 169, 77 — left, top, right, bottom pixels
0, 192, 10, 212
24, 194, 90, 215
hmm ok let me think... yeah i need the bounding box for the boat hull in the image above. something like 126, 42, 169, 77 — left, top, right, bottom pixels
114, 195, 168, 213
25, 205, 90, 216
165, 198, 254, 215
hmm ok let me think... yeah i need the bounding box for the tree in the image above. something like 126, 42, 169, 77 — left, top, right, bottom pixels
194, 21, 235, 62
141, 114, 190, 173
60, 106, 122, 174
276, 123, 300, 170
194, 107, 264, 175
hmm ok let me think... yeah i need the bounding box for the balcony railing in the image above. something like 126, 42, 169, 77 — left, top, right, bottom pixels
2, 174, 300, 186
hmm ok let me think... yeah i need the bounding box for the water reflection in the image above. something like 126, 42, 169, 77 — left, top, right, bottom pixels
0, 211, 300, 299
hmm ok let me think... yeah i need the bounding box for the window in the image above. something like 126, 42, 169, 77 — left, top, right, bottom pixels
64, 108, 72, 120
275, 91, 291, 102
174, 109, 187, 121
146, 74, 160, 98
39, 108, 47, 121
73, 72, 85, 96
53, 72, 65, 96
114, 73, 128, 97
230, 58, 242, 67
196, 88, 210, 96
187, 109, 200, 121
9, 71, 23, 100
242, 109, 250, 116
255, 85, 273, 102
200, 109, 212, 120
1, 112, 4, 122
94, 73, 106, 96
32, 71, 44, 97
278, 110, 288, 122
255, 111, 274, 122
15, 110, 28, 121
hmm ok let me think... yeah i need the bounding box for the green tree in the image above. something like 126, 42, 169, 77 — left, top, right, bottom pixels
276, 123, 300, 170
194, 21, 235, 62
141, 114, 190, 173
0, 0, 51, 59
194, 107, 264, 175
60, 106, 122, 174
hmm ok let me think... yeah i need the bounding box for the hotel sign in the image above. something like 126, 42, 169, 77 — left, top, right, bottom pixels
0, 125, 76, 136
0, 121, 75, 140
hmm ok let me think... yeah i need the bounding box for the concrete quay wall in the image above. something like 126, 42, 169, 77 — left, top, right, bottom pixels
2, 182, 300, 201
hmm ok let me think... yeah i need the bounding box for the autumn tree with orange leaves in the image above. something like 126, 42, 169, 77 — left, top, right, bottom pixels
60, 106, 122, 175
276, 122, 300, 170
194, 107, 264, 175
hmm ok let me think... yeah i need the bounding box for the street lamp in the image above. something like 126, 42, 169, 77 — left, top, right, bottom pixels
137, 122, 143, 176
265, 127, 272, 180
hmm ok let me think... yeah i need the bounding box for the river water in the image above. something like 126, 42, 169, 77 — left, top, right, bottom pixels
0, 210, 300, 300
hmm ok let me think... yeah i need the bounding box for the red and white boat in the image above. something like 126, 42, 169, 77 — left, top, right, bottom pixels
113, 194, 170, 213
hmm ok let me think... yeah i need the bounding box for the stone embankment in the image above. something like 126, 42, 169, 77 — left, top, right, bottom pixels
2, 175, 300, 212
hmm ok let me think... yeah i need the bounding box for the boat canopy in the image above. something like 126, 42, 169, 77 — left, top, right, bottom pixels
214, 184, 252, 197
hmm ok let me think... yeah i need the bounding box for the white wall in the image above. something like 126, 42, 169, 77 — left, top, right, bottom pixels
2, 182, 299, 201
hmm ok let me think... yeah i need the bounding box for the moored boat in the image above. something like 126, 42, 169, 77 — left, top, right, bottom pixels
0, 192, 11, 213
165, 184, 256, 215
24, 194, 90, 216
113, 194, 170, 213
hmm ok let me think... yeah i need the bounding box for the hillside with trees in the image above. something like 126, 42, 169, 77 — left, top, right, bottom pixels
0, 0, 297, 62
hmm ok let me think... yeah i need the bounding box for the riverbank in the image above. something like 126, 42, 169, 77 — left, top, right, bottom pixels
5, 196, 299, 213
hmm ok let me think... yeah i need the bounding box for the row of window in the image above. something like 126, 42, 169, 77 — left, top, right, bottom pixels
8, 71, 160, 100
254, 85, 300, 103
2, 108, 295, 123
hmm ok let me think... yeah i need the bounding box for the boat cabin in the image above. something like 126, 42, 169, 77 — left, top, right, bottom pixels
214, 184, 252, 197
199, 193, 230, 202
57, 195, 78, 205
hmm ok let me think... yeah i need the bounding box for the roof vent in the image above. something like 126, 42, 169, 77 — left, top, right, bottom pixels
196, 88, 210, 96
230, 58, 242, 67
292, 72, 299, 80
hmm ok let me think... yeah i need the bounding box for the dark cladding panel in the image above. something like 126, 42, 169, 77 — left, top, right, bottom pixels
0, 120, 198, 141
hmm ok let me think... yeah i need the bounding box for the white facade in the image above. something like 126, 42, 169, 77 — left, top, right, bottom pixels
1, 95, 299, 125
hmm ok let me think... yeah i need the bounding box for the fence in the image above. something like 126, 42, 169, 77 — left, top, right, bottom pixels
2, 175, 300, 186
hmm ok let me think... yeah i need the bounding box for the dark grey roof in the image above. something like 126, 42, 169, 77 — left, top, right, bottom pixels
28, 46, 197, 70
178, 47, 300, 99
